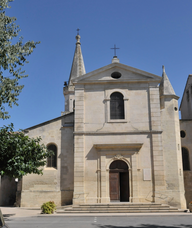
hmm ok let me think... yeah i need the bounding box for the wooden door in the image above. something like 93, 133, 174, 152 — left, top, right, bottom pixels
120, 172, 129, 202
109, 172, 119, 200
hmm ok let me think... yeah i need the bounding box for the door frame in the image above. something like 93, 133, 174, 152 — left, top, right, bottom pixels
109, 160, 130, 202
94, 144, 142, 203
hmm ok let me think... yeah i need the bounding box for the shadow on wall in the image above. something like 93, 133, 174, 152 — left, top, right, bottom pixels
86, 146, 98, 161
60, 114, 74, 206
95, 225, 192, 228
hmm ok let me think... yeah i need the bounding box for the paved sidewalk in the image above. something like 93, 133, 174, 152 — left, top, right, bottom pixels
1, 207, 41, 218
1, 207, 192, 218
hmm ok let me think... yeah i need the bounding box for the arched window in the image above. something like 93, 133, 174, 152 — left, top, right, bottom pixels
110, 92, 124, 119
47, 144, 57, 168
182, 147, 190, 171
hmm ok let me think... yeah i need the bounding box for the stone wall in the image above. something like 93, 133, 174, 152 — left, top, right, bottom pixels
20, 114, 74, 207
161, 96, 186, 209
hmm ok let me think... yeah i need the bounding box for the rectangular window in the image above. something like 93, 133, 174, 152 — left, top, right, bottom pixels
187, 90, 189, 102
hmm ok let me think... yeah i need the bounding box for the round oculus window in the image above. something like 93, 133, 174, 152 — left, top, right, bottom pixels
111, 71, 121, 79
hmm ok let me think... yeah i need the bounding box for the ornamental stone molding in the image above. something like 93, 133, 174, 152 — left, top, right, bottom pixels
114, 154, 123, 160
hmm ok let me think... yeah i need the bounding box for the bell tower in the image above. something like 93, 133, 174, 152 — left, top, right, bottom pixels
159, 66, 186, 209
63, 32, 86, 113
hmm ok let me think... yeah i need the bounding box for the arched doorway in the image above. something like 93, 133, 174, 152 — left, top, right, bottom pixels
109, 160, 129, 202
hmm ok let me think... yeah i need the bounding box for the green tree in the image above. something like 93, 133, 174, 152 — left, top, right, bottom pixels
0, 0, 40, 119
0, 124, 54, 178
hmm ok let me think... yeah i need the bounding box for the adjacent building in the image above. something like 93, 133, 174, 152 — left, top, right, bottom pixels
180, 75, 192, 206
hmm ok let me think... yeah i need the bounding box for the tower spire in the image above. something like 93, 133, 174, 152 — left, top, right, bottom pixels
68, 32, 86, 86
159, 65, 176, 96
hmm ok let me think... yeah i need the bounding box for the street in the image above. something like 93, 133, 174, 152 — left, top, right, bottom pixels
4, 215, 192, 228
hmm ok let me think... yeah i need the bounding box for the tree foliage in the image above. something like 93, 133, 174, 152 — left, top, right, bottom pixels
0, 0, 40, 119
0, 124, 54, 178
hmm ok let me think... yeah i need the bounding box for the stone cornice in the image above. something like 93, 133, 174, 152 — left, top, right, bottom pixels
93, 143, 143, 151
74, 130, 162, 135
73, 79, 161, 85
160, 94, 179, 100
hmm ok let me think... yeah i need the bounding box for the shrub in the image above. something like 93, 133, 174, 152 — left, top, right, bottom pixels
41, 201, 56, 214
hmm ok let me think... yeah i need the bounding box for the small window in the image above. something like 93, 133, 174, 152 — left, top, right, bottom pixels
47, 144, 57, 168
187, 90, 189, 102
73, 100, 75, 112
182, 147, 190, 171
110, 92, 124, 119
180, 131, 186, 138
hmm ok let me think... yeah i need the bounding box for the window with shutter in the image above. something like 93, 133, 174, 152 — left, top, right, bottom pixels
110, 92, 124, 119
47, 144, 57, 168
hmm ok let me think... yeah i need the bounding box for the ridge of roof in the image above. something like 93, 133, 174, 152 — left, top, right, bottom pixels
72, 62, 162, 83
25, 112, 74, 131
179, 75, 192, 110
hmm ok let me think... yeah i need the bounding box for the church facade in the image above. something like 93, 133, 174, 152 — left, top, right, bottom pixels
18, 35, 187, 209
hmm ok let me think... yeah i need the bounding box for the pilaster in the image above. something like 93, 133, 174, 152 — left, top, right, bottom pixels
131, 153, 139, 202
73, 85, 85, 204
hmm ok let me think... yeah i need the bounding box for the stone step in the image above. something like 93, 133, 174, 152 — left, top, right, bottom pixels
64, 206, 178, 210
57, 209, 180, 213
56, 203, 181, 214
74, 205, 170, 208
79, 203, 163, 207
59, 203, 165, 208
65, 207, 176, 211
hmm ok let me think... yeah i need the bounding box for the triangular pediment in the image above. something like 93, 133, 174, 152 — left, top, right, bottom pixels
72, 62, 162, 84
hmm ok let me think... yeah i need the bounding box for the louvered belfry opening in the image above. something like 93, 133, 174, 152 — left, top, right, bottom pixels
182, 147, 190, 171
110, 92, 124, 119
47, 144, 57, 168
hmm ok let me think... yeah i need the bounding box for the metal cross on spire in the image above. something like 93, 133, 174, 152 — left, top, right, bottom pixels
77, 28, 80, 35
111, 44, 120, 57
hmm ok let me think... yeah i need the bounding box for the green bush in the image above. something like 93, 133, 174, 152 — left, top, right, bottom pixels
41, 201, 56, 214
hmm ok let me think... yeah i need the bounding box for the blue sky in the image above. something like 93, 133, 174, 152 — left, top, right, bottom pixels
1, 0, 192, 130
